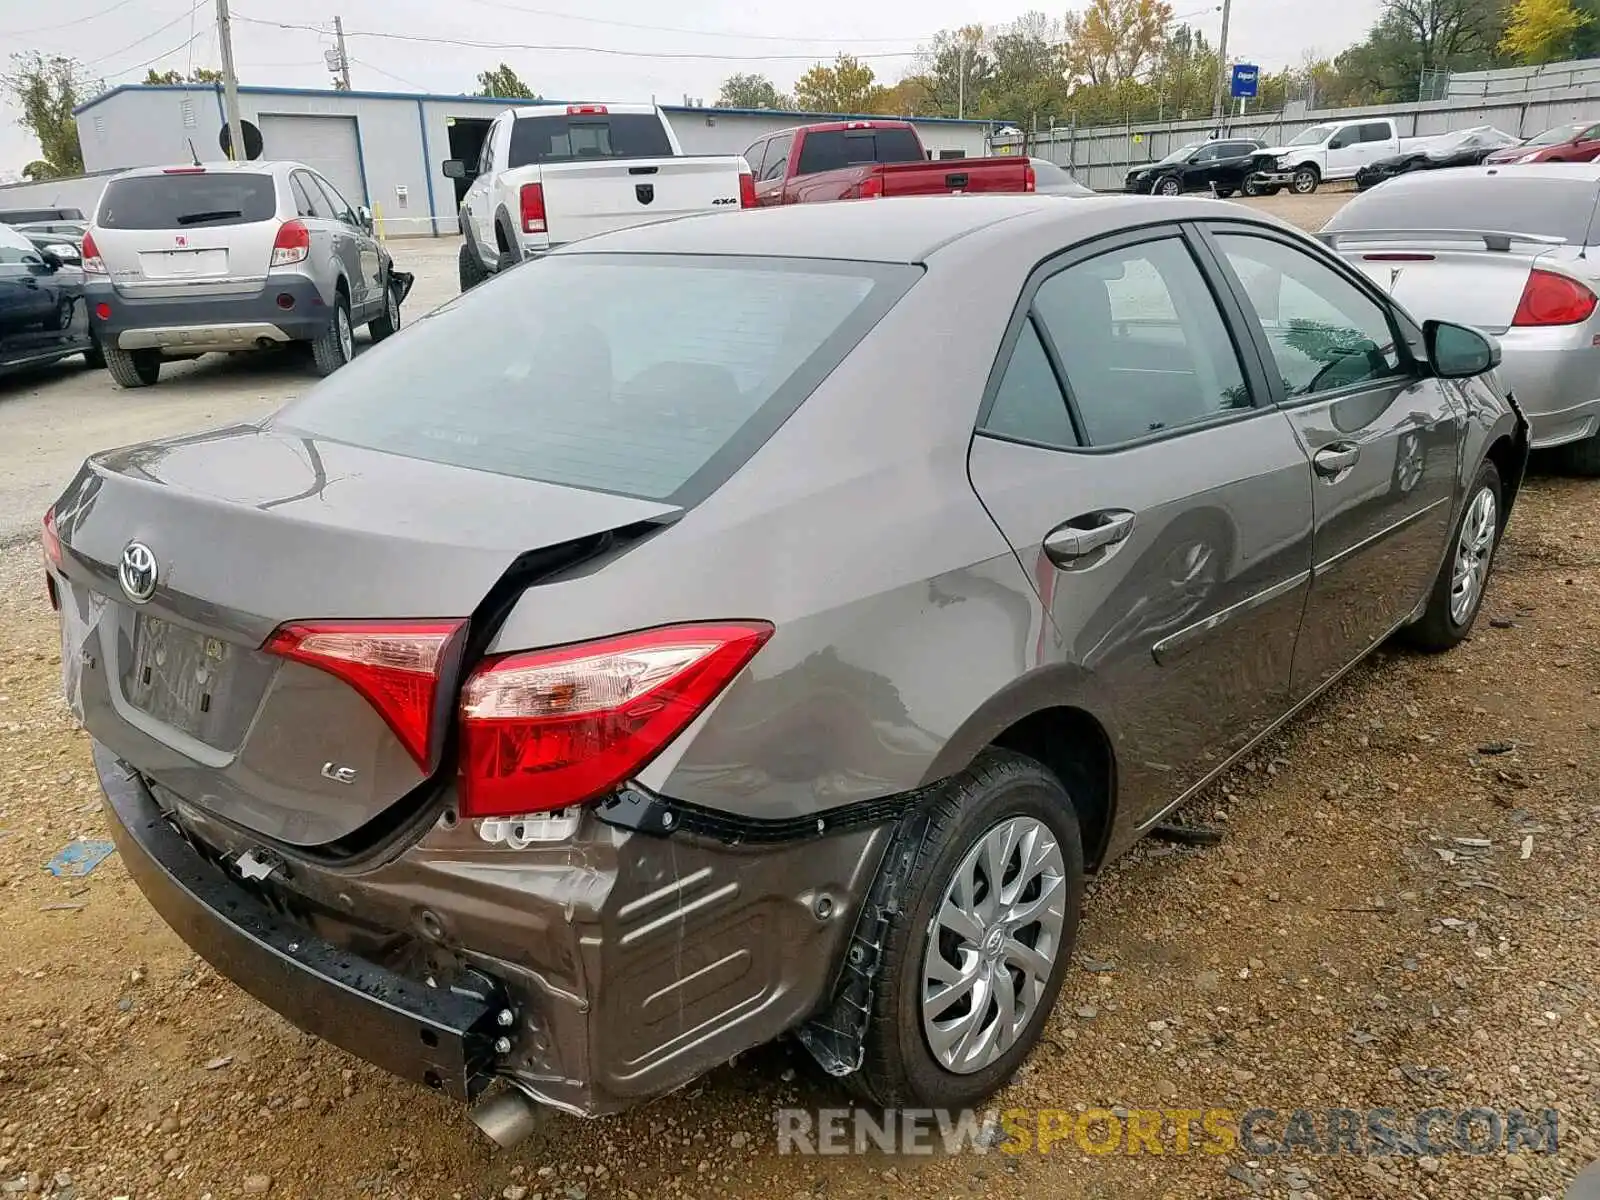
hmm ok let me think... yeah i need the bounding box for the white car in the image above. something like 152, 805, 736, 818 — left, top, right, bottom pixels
443, 103, 754, 292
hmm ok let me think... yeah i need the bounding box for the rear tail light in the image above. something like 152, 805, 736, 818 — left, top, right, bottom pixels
41, 506, 62, 572
457, 621, 773, 819
1512, 268, 1597, 327
859, 175, 884, 200
81, 230, 105, 275
1024, 163, 1036, 193
739, 170, 757, 208
270, 219, 310, 267
264, 620, 465, 770
567, 104, 608, 115
520, 183, 546, 234
163, 166, 207, 174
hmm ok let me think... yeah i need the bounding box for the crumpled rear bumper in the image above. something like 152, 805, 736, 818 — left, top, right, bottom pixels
94, 741, 891, 1116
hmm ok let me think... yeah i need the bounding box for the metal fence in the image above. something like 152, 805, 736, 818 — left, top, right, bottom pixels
998, 81, 1600, 191
1445, 58, 1600, 101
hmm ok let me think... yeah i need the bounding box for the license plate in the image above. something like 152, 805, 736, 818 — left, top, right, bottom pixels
137, 248, 228, 279
124, 615, 230, 738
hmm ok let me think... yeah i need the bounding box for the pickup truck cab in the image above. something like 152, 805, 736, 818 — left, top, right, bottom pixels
1249, 118, 1429, 195
443, 103, 753, 291
743, 120, 1034, 205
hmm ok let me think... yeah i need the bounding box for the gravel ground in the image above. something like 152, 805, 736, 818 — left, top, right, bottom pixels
6, 191, 1597, 1200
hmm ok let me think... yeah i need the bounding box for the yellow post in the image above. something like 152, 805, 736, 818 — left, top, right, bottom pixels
372, 202, 387, 242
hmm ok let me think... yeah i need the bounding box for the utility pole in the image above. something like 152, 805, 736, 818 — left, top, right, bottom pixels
215, 0, 246, 161
1210, 0, 1233, 129
958, 41, 967, 120
333, 16, 352, 90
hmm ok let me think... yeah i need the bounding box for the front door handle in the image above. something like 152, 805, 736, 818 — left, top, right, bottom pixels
1313, 444, 1360, 477
1043, 510, 1136, 566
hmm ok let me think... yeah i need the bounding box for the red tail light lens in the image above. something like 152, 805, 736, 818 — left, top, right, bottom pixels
739, 170, 757, 208
566, 104, 608, 115
42, 506, 62, 571
81, 230, 106, 275
271, 219, 310, 267
1024, 163, 1036, 193
859, 175, 884, 200
264, 620, 465, 769
1513, 269, 1597, 326
163, 166, 207, 174
457, 621, 773, 819
520, 183, 546, 234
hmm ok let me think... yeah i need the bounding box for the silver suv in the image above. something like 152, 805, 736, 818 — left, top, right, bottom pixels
83, 161, 410, 387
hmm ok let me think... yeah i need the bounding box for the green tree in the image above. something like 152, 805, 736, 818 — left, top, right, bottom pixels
794, 54, 885, 113
144, 67, 224, 84
474, 63, 538, 99
908, 26, 993, 116
3, 52, 99, 179
716, 73, 789, 109
1501, 0, 1591, 61
1062, 0, 1175, 86
978, 12, 1069, 122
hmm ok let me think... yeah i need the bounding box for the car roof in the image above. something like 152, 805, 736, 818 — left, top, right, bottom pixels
559, 194, 1177, 263
1382, 162, 1600, 190
109, 161, 294, 180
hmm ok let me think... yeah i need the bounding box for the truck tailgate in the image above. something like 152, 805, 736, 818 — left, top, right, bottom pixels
877, 158, 1033, 197
542, 157, 743, 244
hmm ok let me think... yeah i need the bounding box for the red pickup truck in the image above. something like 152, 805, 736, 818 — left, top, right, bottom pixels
742, 120, 1035, 205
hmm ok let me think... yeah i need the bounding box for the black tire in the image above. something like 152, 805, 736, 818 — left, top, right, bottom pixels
1404, 458, 1502, 652
1242, 177, 1265, 197
1214, 187, 1236, 199
1264, 185, 1282, 196
1156, 176, 1182, 197
458, 240, 489, 292
1291, 165, 1320, 194
103, 344, 160, 388
846, 749, 1085, 1109
368, 275, 401, 343
309, 292, 354, 377
1558, 432, 1600, 476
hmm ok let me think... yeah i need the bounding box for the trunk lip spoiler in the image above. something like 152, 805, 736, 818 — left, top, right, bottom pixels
1317, 228, 1569, 253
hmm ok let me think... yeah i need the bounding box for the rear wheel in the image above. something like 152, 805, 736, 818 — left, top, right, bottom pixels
1404, 458, 1501, 652
1559, 432, 1600, 476
368, 275, 401, 343
103, 344, 160, 388
458, 240, 489, 292
309, 294, 354, 377
846, 749, 1084, 1108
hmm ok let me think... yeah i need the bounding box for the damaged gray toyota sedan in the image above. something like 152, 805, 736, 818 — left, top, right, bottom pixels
45, 194, 1527, 1142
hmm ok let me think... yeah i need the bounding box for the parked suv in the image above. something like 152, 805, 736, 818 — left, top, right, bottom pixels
84, 162, 410, 387
1124, 138, 1264, 197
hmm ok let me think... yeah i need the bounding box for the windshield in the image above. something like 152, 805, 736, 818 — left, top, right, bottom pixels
1289, 124, 1337, 147
98, 173, 277, 229
1156, 142, 1201, 165
273, 254, 918, 505
1528, 123, 1587, 146
1326, 176, 1600, 244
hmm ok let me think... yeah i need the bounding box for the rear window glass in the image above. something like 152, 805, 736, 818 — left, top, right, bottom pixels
0, 207, 82, 223
797, 128, 924, 175
1324, 176, 1600, 244
98, 173, 277, 229
507, 114, 672, 166
272, 254, 918, 505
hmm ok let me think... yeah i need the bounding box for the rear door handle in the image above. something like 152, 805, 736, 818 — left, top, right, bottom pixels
1043, 510, 1136, 566
1313, 444, 1360, 477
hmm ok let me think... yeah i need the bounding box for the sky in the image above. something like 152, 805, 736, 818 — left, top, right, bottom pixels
0, 0, 1388, 174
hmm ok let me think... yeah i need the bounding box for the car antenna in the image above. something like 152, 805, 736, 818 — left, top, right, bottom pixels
187, 138, 202, 168
1581, 183, 1600, 260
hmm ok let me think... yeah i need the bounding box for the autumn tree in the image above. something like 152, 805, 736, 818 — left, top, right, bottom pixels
1062, 0, 1174, 86
716, 73, 789, 108
144, 67, 224, 84
1501, 0, 1591, 61
980, 12, 1068, 121
474, 63, 538, 99
3, 52, 98, 179
793, 54, 884, 113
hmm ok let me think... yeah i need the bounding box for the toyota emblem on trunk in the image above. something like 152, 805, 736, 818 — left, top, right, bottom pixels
119, 542, 158, 604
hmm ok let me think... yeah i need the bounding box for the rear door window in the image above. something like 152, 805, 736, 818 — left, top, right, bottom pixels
98, 172, 277, 229
1360, 123, 1393, 142
272, 254, 918, 505
289, 172, 327, 219
506, 114, 672, 166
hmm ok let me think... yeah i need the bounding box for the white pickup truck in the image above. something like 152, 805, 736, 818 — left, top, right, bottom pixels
443, 103, 754, 291
1247, 117, 1432, 195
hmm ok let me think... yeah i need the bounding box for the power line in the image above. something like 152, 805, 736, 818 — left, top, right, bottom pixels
347, 57, 433, 92
232, 15, 922, 61
103, 30, 206, 80
451, 0, 927, 44
0, 0, 140, 38
85, 1, 207, 68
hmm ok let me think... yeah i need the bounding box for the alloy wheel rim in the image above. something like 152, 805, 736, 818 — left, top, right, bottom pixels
1295, 172, 1315, 193
1160, 179, 1179, 196
921, 815, 1067, 1075
1449, 486, 1497, 625
338, 306, 353, 360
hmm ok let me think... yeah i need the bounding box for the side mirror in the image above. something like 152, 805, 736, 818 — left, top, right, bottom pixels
357, 205, 374, 231
442, 159, 471, 180
1426, 319, 1500, 378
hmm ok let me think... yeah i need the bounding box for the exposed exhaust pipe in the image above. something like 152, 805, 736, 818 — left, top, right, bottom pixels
469, 1086, 547, 1149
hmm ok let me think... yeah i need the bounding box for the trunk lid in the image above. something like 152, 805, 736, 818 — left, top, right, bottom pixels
876, 157, 1033, 197
53, 425, 679, 848
537, 157, 745, 243
94, 169, 283, 299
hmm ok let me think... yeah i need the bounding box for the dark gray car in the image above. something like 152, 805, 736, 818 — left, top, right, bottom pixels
46, 195, 1527, 1141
